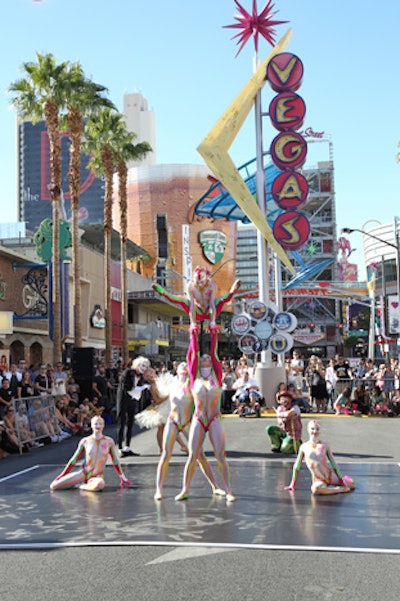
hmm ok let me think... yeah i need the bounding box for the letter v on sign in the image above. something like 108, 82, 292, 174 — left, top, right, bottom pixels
197, 28, 295, 275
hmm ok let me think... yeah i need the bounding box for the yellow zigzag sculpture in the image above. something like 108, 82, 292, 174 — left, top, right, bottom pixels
197, 28, 295, 275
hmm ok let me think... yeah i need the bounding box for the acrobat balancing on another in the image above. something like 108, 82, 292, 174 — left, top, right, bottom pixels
152, 266, 241, 330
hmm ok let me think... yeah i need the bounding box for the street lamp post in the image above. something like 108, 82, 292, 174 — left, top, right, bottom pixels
342, 224, 400, 360
211, 257, 237, 277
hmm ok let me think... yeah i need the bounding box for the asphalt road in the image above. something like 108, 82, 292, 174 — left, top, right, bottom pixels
1, 414, 400, 601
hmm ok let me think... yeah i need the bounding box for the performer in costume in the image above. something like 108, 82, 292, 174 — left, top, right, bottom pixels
175, 321, 235, 502
116, 355, 151, 457
135, 367, 188, 455
50, 415, 130, 492
285, 420, 355, 495
266, 390, 302, 454
152, 266, 240, 326
154, 361, 226, 500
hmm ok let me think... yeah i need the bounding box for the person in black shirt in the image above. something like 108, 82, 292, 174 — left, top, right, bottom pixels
34, 364, 53, 396
334, 355, 352, 396
0, 378, 14, 419
92, 364, 112, 411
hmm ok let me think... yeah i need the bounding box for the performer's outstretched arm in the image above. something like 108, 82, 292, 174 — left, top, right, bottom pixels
284, 446, 305, 491
53, 441, 86, 481
214, 279, 241, 319
326, 445, 345, 485
209, 324, 222, 386
109, 441, 131, 487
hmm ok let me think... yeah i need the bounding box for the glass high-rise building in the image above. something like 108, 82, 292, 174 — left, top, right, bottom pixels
17, 92, 156, 234
17, 120, 105, 233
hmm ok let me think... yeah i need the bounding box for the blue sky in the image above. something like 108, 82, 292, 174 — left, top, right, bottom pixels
1, 0, 400, 278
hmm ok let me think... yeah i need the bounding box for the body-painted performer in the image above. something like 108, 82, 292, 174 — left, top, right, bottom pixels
50, 416, 130, 492
285, 420, 355, 495
154, 362, 226, 500
152, 266, 240, 327
152, 267, 240, 365
175, 321, 235, 502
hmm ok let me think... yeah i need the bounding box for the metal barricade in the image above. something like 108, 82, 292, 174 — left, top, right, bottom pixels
352, 376, 398, 394
14, 395, 57, 448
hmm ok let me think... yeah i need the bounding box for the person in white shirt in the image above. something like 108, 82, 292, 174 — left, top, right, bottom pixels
232, 370, 262, 416
325, 358, 337, 410
4, 363, 22, 399
287, 351, 304, 391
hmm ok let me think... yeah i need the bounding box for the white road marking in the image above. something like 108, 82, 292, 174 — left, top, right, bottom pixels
146, 547, 237, 564
0, 465, 39, 483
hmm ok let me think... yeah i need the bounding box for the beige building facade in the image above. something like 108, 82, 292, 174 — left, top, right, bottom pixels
113, 163, 238, 294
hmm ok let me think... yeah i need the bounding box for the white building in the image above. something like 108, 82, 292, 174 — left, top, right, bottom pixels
123, 92, 157, 167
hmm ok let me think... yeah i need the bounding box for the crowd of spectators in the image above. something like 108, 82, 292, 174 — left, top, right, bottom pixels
0, 356, 124, 458
1, 350, 400, 459
220, 351, 400, 418
281, 353, 400, 417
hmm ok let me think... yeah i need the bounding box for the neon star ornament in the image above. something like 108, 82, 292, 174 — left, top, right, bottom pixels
224, 0, 289, 57
306, 240, 319, 256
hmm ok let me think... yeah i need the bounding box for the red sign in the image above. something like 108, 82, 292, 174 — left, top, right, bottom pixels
266, 53, 304, 93
293, 331, 326, 345
270, 132, 307, 170
268, 92, 306, 132
271, 171, 309, 210
298, 127, 325, 139
273, 211, 310, 250
267, 52, 309, 252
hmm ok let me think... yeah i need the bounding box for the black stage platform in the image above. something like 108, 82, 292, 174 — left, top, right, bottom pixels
1, 459, 399, 553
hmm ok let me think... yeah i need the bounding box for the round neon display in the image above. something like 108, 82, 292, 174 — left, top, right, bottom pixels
269, 92, 306, 132
271, 171, 309, 210
248, 300, 267, 321
269, 332, 294, 354
254, 320, 273, 340
270, 132, 307, 171
238, 334, 258, 355
231, 313, 252, 336
273, 211, 311, 250
266, 53, 304, 93
273, 311, 298, 332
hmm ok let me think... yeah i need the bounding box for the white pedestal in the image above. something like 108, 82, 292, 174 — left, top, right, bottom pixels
255, 363, 286, 409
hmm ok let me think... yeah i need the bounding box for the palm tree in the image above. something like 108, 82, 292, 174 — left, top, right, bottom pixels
61, 63, 115, 348
9, 52, 70, 366
83, 109, 126, 361
115, 133, 151, 363
84, 110, 151, 362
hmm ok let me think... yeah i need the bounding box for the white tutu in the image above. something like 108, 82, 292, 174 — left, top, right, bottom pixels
135, 400, 170, 429
135, 372, 177, 429
155, 372, 176, 397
